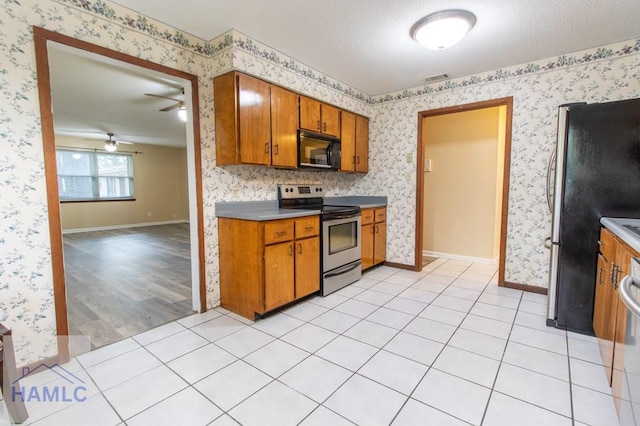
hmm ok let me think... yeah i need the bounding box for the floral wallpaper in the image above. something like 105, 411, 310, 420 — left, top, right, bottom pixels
1, 0, 639, 364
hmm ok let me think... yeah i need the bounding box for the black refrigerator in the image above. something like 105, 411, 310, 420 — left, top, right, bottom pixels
546, 98, 640, 334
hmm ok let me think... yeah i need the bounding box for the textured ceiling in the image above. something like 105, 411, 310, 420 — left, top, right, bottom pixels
110, 0, 640, 95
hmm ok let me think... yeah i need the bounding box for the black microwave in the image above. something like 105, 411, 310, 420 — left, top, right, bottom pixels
298, 130, 341, 170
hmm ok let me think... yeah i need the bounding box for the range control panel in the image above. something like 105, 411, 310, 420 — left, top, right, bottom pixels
278, 184, 325, 199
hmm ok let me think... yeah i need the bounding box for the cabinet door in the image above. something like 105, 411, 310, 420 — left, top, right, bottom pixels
238, 74, 271, 165
264, 242, 295, 311
362, 223, 374, 270
271, 86, 298, 168
295, 237, 320, 298
340, 111, 356, 171
299, 96, 321, 132
355, 115, 369, 172
321, 104, 340, 137
374, 221, 387, 266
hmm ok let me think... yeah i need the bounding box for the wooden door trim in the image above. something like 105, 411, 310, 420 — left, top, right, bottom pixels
33, 27, 208, 350
415, 97, 513, 287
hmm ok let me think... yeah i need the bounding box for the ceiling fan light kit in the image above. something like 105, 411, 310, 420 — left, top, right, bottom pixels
411, 9, 476, 50
104, 132, 118, 152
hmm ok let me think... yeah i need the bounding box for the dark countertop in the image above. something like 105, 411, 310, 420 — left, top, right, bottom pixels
601, 217, 640, 253
215, 196, 387, 221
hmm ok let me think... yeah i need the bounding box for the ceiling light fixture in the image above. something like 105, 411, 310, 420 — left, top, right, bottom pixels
104, 133, 117, 152
104, 140, 117, 152
410, 9, 476, 50
178, 104, 187, 122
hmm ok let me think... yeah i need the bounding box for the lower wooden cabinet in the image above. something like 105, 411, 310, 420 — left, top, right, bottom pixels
218, 215, 320, 319
593, 226, 639, 400
362, 207, 386, 270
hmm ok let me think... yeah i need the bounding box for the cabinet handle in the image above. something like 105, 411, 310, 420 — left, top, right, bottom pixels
298, 243, 302, 254
274, 144, 279, 155
598, 266, 604, 285
304, 226, 315, 231
612, 264, 619, 288
316, 120, 321, 131
352, 155, 356, 165
265, 143, 270, 154
323, 121, 327, 132
356, 156, 360, 165
289, 245, 293, 256
375, 224, 379, 234
371, 226, 375, 235
275, 231, 287, 237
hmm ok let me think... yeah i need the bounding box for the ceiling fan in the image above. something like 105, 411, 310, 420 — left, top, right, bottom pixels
144, 89, 187, 121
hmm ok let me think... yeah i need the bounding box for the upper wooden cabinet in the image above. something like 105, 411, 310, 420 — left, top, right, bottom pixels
214, 71, 369, 172
270, 85, 298, 168
299, 96, 340, 137
340, 111, 369, 173
214, 72, 297, 168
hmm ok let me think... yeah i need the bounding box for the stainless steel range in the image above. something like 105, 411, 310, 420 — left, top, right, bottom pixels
278, 184, 361, 295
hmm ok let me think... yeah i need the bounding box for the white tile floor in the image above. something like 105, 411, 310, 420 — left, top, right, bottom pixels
0, 259, 620, 425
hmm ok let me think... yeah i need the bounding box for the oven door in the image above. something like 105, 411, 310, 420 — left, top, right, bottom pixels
322, 213, 361, 272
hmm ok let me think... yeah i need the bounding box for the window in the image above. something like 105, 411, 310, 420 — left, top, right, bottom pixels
56, 150, 134, 201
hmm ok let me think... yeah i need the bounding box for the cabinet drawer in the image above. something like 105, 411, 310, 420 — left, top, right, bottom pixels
295, 216, 319, 239
264, 220, 294, 245
361, 208, 374, 225
374, 208, 386, 223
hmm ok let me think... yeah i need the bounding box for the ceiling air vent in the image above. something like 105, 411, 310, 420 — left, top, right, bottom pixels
424, 73, 449, 83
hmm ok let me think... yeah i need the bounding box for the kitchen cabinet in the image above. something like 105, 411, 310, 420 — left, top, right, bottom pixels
218, 215, 320, 319
214, 71, 298, 168
593, 227, 639, 388
361, 207, 386, 270
340, 111, 369, 173
299, 96, 340, 137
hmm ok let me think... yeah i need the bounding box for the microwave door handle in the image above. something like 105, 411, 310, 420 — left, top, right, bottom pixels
326, 145, 332, 166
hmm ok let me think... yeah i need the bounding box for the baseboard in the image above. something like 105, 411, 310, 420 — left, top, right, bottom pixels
423, 250, 497, 266
62, 220, 189, 234
503, 281, 548, 295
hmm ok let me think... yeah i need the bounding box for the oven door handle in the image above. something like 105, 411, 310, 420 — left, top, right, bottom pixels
323, 211, 361, 221
324, 261, 362, 278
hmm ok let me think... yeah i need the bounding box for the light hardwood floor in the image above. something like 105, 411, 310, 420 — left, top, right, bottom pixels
63, 223, 194, 349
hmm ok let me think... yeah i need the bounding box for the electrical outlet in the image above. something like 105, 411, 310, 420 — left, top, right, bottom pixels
405, 153, 413, 164
147, 211, 152, 217
232, 186, 239, 198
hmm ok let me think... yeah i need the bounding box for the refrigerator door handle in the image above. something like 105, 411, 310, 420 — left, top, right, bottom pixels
546, 148, 557, 213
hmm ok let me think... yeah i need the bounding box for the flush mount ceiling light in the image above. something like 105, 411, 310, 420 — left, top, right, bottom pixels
411, 9, 476, 50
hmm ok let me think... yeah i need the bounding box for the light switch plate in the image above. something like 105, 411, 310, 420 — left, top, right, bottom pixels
425, 159, 432, 172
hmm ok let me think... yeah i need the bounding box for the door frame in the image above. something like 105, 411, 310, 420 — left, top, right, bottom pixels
415, 97, 513, 285
33, 27, 207, 345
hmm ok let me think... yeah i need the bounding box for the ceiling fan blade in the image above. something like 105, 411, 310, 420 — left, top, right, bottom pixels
144, 93, 182, 102
159, 102, 181, 112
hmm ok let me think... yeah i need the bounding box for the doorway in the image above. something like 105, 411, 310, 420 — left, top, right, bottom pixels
415, 98, 512, 285
33, 28, 206, 354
